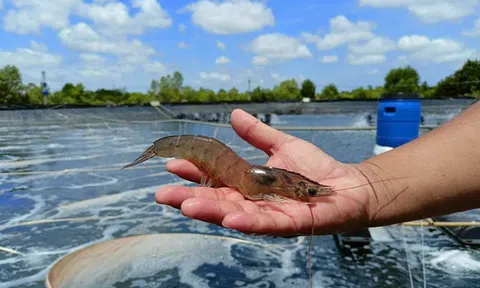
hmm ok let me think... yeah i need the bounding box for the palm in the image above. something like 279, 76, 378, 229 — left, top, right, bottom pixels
156, 110, 371, 236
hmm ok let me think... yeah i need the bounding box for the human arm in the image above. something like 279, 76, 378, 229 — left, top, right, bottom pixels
357, 100, 480, 227
155, 102, 480, 236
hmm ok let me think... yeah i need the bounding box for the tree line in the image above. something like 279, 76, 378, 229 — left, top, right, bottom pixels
0, 59, 479, 106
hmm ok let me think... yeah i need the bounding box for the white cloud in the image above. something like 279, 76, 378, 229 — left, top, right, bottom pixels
359, 0, 480, 23
3, 0, 172, 36
319, 55, 339, 63
72, 54, 168, 91
3, 0, 81, 34
182, 0, 275, 34
397, 35, 478, 63
252, 56, 270, 66
179, 24, 186, 33
75, 0, 172, 37
215, 56, 230, 64
247, 33, 312, 66
200, 72, 231, 82
0, 0, 3, 10
59, 22, 156, 56
302, 15, 375, 50
178, 42, 187, 49
79, 53, 105, 63
348, 36, 396, 54
367, 68, 379, 75
56, 20, 168, 88
463, 18, 480, 37
347, 54, 386, 65
271, 73, 281, 81
144, 62, 167, 75
217, 41, 226, 50
346, 36, 395, 65
0, 41, 62, 69
77, 56, 119, 79
0, 41, 63, 86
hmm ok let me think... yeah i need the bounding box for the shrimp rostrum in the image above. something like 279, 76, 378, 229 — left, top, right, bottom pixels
122, 135, 333, 202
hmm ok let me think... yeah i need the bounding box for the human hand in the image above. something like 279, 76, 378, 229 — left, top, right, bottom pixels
155, 109, 374, 237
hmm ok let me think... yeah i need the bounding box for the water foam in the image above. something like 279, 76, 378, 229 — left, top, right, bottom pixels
430, 249, 480, 276
56, 181, 189, 216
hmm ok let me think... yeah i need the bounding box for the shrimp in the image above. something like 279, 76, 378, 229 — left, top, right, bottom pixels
122, 134, 334, 202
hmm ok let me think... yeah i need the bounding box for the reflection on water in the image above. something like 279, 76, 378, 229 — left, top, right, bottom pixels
0, 105, 479, 287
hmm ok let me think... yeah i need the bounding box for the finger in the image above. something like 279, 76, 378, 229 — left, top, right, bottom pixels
230, 109, 295, 156
166, 159, 202, 183
222, 210, 301, 236
155, 186, 244, 209
180, 198, 263, 226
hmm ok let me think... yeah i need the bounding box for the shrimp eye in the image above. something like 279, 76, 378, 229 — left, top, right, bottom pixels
308, 188, 317, 196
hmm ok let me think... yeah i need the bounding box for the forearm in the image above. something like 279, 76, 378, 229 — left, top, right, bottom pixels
357, 101, 480, 226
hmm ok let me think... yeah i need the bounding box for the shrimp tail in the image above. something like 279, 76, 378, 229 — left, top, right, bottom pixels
122, 145, 157, 169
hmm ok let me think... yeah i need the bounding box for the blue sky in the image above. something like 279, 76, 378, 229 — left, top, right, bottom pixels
0, 0, 479, 93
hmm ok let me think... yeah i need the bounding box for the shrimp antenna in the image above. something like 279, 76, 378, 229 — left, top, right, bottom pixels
121, 145, 157, 169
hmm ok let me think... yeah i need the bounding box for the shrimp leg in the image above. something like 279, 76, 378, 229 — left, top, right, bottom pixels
200, 172, 215, 188
244, 194, 294, 203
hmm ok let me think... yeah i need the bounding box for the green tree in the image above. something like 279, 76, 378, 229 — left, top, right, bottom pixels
273, 79, 300, 101
150, 71, 185, 103
182, 85, 197, 102
227, 87, 240, 101
351, 87, 367, 99
123, 92, 152, 105
216, 89, 228, 102
318, 83, 339, 99
196, 88, 216, 102
24, 83, 43, 104
384, 65, 420, 94
435, 59, 480, 98
300, 79, 316, 99
172, 71, 184, 90
255, 87, 274, 102
421, 81, 429, 91
0, 65, 24, 105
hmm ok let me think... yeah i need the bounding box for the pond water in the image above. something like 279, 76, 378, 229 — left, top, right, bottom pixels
0, 104, 479, 288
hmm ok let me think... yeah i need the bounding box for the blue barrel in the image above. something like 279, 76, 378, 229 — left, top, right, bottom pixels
376, 93, 421, 148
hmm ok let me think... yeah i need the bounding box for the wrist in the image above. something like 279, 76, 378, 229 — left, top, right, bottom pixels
348, 161, 410, 228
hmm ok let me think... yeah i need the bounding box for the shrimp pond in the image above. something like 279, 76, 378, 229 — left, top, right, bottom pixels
1, 102, 479, 288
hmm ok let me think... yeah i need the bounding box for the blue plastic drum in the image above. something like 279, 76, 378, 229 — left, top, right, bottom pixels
376, 93, 421, 148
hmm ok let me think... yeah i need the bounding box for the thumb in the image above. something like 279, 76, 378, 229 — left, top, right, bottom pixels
230, 109, 294, 156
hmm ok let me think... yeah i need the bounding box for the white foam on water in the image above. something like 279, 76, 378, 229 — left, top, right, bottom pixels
46, 143, 65, 149
269, 114, 285, 125
0, 145, 26, 151
56, 181, 189, 216
0, 143, 65, 153
0, 265, 52, 288
2, 155, 21, 161
429, 249, 480, 276
0, 224, 126, 287
6, 173, 61, 184
0, 194, 46, 232
65, 173, 118, 189
0, 154, 105, 169
125, 171, 171, 182
352, 112, 371, 127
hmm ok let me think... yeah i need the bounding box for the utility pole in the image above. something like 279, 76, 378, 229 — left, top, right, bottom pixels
248, 77, 251, 101
41, 71, 49, 105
